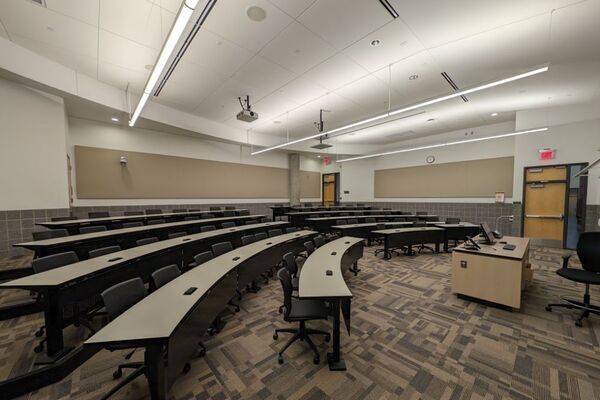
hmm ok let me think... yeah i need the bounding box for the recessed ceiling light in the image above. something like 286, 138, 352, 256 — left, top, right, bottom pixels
370, 39, 381, 47
144, 64, 153, 71
111, 117, 119, 122
247, 6, 266, 22
317, 155, 321, 158
491, 112, 498, 117
409, 74, 419, 80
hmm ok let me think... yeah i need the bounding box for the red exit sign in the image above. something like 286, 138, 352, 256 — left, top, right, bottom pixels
539, 148, 556, 160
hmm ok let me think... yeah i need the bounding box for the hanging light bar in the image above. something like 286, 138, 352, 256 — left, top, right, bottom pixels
250, 66, 549, 155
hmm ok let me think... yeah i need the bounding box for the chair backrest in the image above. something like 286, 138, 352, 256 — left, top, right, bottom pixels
168, 231, 187, 239
405, 216, 418, 222
393, 217, 406, 222
221, 222, 236, 229
193, 251, 214, 266
340, 212, 349, 216
241, 235, 256, 245
147, 219, 166, 225
88, 211, 110, 219
223, 210, 235, 217
79, 225, 107, 234
446, 217, 461, 224
152, 264, 181, 289
201, 213, 215, 219
225, 206, 236, 210
212, 241, 233, 256
209, 206, 221, 211
145, 209, 163, 215
335, 220, 347, 226
238, 210, 250, 216
122, 221, 144, 228
245, 220, 258, 225
305, 203, 313, 207
285, 227, 299, 233
89, 245, 121, 259
314, 235, 326, 248
32, 251, 79, 273
416, 211, 428, 215
282, 252, 298, 277
413, 221, 427, 227
50, 216, 77, 221
101, 278, 147, 320
254, 232, 268, 241
260, 217, 271, 223
123, 211, 143, 216
136, 237, 159, 246
268, 229, 282, 237
277, 268, 294, 320
428, 216, 440, 222
376, 223, 386, 230
304, 240, 315, 255
347, 219, 358, 224
364, 217, 376, 223
577, 232, 600, 273
357, 204, 365, 207
32, 229, 68, 241
200, 225, 216, 232
184, 216, 200, 221
172, 209, 187, 213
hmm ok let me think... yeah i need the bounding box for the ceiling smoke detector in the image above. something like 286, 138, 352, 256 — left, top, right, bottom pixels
370, 39, 381, 47
247, 6, 266, 22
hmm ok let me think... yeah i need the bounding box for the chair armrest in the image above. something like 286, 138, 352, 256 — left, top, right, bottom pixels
562, 254, 573, 269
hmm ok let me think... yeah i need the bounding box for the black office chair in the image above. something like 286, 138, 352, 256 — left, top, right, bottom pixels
51, 216, 77, 221
123, 211, 143, 216
347, 219, 358, 224
314, 235, 326, 248
405, 216, 418, 223
446, 217, 461, 224
172, 209, 187, 213
151, 264, 181, 290
335, 219, 347, 226
255, 232, 268, 241
546, 232, 600, 326
80, 225, 107, 234
89, 245, 121, 259
145, 209, 162, 215
374, 223, 394, 257
187, 251, 214, 270
136, 237, 159, 246
393, 217, 406, 222
304, 241, 315, 256
273, 268, 330, 365
223, 210, 235, 217
122, 221, 144, 228
32, 229, 68, 241
260, 217, 272, 223
244, 220, 258, 225
241, 235, 256, 245
201, 213, 215, 219
184, 216, 200, 221
88, 211, 110, 219
413, 222, 435, 254
200, 225, 216, 232
168, 231, 187, 239
238, 210, 250, 216
365, 217, 376, 223
340, 212, 349, 216
209, 206, 221, 211
268, 229, 282, 237
225, 206, 236, 210
413, 221, 427, 227
100, 278, 148, 399
416, 211, 428, 216
304, 203, 313, 207
221, 222, 236, 229
285, 227, 299, 233
212, 242, 233, 257
147, 219, 165, 225
282, 252, 300, 290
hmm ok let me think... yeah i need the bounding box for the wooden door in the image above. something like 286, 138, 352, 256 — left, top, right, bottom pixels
323, 174, 336, 206
523, 166, 567, 245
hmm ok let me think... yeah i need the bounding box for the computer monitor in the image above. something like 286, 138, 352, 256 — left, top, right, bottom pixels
480, 223, 495, 244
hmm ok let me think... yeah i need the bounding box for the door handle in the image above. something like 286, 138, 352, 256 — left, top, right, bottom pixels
525, 214, 564, 220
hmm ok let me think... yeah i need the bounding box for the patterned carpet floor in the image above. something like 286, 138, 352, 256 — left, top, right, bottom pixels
1, 244, 600, 400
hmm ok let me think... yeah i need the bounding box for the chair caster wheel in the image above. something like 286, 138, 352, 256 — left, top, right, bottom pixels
325, 334, 330, 342
238, 294, 242, 301
545, 306, 552, 312
313, 355, 320, 365
576, 320, 583, 327
235, 306, 240, 312
113, 369, 122, 379
34, 344, 44, 353
198, 348, 206, 357
278, 355, 283, 364
273, 333, 278, 340
278, 306, 283, 314
35, 330, 44, 338
183, 363, 191, 374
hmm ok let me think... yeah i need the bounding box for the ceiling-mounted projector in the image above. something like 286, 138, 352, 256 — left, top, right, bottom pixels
237, 95, 258, 123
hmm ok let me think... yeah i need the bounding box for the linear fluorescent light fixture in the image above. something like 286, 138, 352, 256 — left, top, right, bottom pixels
250, 66, 549, 155
336, 127, 549, 162
129, 0, 216, 127
378, 0, 399, 18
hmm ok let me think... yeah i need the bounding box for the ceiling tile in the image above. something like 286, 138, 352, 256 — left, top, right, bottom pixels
335, 74, 390, 115
303, 53, 368, 91
298, 0, 392, 49
98, 29, 158, 73
232, 55, 296, 99
97, 61, 148, 92
99, 0, 174, 50
146, 0, 183, 15
267, 0, 316, 18
46, 0, 100, 26
0, 21, 9, 39
253, 91, 300, 121
260, 21, 335, 74
184, 28, 254, 77
276, 75, 328, 105
194, 80, 259, 122
202, 0, 293, 52
549, 0, 600, 64
344, 18, 425, 73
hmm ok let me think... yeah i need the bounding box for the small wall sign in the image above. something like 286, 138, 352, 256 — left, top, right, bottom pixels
495, 192, 505, 203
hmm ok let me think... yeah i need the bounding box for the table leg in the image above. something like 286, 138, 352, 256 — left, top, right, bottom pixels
327, 299, 346, 371
444, 233, 449, 252
435, 240, 440, 253
384, 239, 390, 260
145, 343, 167, 400
44, 289, 64, 356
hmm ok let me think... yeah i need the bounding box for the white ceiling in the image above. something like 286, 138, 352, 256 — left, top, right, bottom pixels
1, 0, 599, 151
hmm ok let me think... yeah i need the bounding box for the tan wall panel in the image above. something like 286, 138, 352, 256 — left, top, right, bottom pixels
375, 157, 514, 198
300, 171, 320, 198
75, 146, 307, 199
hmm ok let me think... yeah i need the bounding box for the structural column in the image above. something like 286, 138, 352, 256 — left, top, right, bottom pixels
288, 153, 300, 204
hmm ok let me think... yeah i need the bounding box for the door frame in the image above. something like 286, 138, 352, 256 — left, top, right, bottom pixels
521, 162, 588, 247
322, 172, 340, 205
